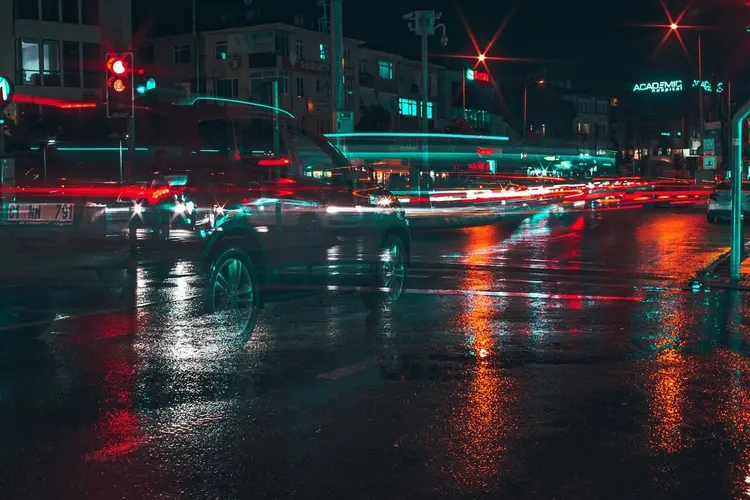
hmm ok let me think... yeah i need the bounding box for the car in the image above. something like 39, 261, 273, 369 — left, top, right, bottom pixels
1, 98, 411, 340
706, 181, 750, 223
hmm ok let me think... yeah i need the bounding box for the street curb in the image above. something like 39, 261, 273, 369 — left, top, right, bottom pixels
693, 242, 750, 291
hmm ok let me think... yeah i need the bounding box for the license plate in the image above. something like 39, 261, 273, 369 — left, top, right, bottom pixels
3, 203, 75, 224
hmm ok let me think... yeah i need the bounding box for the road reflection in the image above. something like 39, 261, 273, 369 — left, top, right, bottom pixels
441, 224, 516, 492
634, 213, 725, 279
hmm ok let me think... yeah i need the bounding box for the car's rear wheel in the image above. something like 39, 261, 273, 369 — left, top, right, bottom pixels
361, 234, 407, 311
707, 212, 717, 223
205, 248, 259, 343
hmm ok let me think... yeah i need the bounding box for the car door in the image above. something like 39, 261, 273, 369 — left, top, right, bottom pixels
284, 125, 373, 286
231, 116, 315, 289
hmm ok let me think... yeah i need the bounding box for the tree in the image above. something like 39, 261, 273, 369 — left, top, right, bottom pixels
355, 104, 392, 132
445, 117, 474, 135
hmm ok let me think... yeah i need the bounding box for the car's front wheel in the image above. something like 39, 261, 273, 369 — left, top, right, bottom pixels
205, 248, 259, 343
361, 234, 407, 311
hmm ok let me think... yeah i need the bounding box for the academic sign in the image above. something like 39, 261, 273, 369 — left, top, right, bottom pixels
632, 80, 683, 94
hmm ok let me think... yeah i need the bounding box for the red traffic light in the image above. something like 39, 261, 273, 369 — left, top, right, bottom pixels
107, 57, 127, 75
107, 76, 127, 93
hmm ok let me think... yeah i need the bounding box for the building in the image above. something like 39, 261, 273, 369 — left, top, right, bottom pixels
148, 23, 363, 134
0, 0, 132, 103
562, 93, 612, 149
439, 67, 515, 138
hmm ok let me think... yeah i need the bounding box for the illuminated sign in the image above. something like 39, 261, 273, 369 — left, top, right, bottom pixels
692, 80, 724, 93
468, 161, 489, 171
632, 80, 683, 93
0, 76, 13, 109
477, 147, 494, 157
466, 68, 490, 83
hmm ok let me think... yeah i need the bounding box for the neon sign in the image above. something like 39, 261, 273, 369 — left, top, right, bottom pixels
632, 80, 683, 93
466, 69, 489, 83
477, 147, 494, 157
692, 80, 724, 93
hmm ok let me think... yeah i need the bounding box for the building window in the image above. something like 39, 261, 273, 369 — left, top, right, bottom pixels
295, 40, 303, 59
81, 42, 100, 88
296, 77, 304, 97
61, 0, 79, 23
319, 43, 328, 60
14, 0, 39, 20
276, 31, 290, 57
398, 98, 417, 117
577, 122, 590, 135
464, 108, 490, 129
359, 60, 367, 74
316, 80, 321, 93
216, 78, 239, 98
41, 0, 59, 22
62, 41, 81, 88
17, 38, 40, 86
215, 41, 228, 60
174, 45, 191, 64
43, 40, 61, 86
344, 48, 350, 64
378, 61, 393, 80
81, 0, 99, 25
597, 124, 606, 136
597, 102, 607, 115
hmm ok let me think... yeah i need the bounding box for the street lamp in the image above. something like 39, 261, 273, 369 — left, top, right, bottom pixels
523, 78, 545, 142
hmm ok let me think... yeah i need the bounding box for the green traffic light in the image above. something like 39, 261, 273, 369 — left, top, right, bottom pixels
136, 85, 146, 95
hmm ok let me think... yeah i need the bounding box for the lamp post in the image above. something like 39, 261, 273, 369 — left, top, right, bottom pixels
523, 78, 544, 143
403, 11, 447, 195
669, 23, 703, 149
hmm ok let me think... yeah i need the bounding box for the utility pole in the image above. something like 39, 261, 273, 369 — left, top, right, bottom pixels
329, 0, 345, 136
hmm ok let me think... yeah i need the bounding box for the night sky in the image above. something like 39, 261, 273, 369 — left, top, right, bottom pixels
134, 0, 750, 97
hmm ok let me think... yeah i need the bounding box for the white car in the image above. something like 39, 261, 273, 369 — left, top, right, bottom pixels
707, 181, 750, 223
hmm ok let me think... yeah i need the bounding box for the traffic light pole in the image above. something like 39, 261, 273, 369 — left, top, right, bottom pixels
729, 101, 750, 280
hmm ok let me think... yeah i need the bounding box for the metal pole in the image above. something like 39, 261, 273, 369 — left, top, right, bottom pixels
523, 84, 527, 143
729, 101, 750, 280
43, 143, 47, 184
272, 79, 280, 180
193, 0, 200, 95
421, 33, 429, 134
330, 0, 344, 137
698, 32, 704, 152
0, 120, 5, 157
462, 69, 466, 120
119, 138, 123, 184
421, 33, 429, 196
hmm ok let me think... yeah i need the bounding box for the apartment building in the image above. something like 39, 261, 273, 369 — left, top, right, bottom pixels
150, 23, 362, 134
0, 0, 132, 103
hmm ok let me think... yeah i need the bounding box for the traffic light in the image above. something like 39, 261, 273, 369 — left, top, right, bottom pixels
105, 52, 134, 118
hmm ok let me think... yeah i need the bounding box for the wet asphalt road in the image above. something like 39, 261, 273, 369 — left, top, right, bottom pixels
3, 206, 750, 499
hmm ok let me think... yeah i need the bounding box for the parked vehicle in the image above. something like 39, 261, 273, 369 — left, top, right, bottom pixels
706, 181, 750, 223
